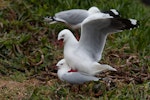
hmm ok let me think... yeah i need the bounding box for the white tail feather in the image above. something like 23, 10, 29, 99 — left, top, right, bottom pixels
92, 63, 117, 75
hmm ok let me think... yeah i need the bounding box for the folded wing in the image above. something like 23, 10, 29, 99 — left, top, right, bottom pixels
61, 72, 99, 84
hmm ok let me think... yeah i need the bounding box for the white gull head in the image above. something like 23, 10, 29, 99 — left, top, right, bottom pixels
88, 6, 100, 14
56, 59, 67, 69
56, 59, 70, 81
57, 29, 73, 42
57, 29, 78, 45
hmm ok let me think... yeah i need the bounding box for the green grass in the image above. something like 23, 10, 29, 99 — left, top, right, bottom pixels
0, 0, 150, 99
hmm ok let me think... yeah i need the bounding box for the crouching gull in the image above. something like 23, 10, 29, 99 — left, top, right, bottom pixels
56, 59, 100, 84
57, 13, 138, 75
44, 6, 120, 29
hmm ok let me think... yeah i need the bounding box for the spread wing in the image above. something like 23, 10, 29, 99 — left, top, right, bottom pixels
78, 13, 138, 62
55, 9, 89, 25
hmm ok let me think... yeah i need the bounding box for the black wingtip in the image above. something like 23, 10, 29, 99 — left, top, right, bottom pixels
122, 18, 139, 30
111, 18, 139, 30
44, 16, 56, 22
102, 9, 120, 18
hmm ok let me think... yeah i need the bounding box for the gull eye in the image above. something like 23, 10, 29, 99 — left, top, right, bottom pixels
61, 34, 65, 38
60, 63, 63, 66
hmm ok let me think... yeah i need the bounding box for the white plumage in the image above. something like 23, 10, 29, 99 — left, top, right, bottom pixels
57, 13, 138, 75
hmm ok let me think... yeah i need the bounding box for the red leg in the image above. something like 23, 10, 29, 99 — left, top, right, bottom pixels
68, 69, 78, 72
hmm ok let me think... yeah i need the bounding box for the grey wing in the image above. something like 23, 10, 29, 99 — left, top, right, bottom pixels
79, 13, 138, 62
78, 14, 113, 62
61, 72, 99, 84
55, 9, 89, 25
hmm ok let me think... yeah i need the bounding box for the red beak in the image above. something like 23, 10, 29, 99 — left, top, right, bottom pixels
57, 39, 63, 48
53, 65, 58, 70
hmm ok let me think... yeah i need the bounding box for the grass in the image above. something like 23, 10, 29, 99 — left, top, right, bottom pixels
0, 0, 150, 99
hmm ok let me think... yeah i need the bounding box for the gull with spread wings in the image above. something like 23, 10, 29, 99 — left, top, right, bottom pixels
57, 13, 138, 75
